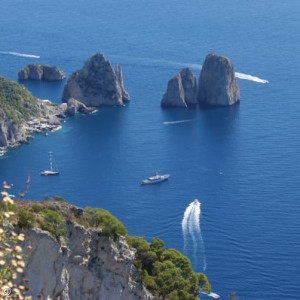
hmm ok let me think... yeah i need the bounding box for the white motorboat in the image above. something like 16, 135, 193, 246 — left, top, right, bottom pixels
41, 151, 60, 176
141, 172, 170, 185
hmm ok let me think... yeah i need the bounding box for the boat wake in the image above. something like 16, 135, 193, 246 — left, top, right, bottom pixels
0, 51, 40, 59
235, 72, 269, 84
163, 119, 194, 125
181, 199, 207, 272
201, 292, 221, 299
111, 54, 269, 85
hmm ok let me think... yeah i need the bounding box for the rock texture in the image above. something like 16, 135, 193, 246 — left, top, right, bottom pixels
65, 98, 96, 116
22, 223, 158, 300
161, 68, 197, 107
18, 64, 65, 81
62, 53, 130, 107
197, 53, 240, 106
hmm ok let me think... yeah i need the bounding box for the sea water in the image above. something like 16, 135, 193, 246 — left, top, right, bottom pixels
1, 0, 300, 299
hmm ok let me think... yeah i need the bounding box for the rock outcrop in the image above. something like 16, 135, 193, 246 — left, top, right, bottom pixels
18, 64, 65, 81
161, 68, 197, 107
62, 53, 130, 107
0, 76, 94, 152
22, 223, 158, 300
197, 53, 240, 106
65, 98, 96, 116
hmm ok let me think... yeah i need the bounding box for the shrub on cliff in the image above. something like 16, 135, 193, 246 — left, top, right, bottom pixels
126, 236, 210, 300
80, 207, 127, 237
0, 76, 40, 125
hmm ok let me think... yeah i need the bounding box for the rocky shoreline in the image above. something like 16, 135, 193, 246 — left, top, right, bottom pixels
0, 97, 96, 156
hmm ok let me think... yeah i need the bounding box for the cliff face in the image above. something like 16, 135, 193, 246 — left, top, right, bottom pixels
23, 223, 158, 300
161, 68, 197, 107
62, 53, 130, 107
197, 53, 240, 106
0, 76, 94, 150
18, 64, 65, 81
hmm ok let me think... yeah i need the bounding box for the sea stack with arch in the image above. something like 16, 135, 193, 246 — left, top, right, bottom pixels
161, 53, 240, 107
62, 53, 130, 107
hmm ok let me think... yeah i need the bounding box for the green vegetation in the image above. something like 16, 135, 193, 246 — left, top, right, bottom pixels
17, 204, 66, 239
79, 207, 127, 237
38, 209, 66, 239
17, 209, 36, 230
0, 76, 41, 125
13, 200, 210, 299
127, 236, 210, 299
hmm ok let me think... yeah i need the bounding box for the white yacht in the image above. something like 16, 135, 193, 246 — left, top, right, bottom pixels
141, 172, 170, 185
41, 151, 60, 176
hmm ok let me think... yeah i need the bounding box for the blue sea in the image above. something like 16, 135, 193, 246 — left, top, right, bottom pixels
1, 0, 300, 299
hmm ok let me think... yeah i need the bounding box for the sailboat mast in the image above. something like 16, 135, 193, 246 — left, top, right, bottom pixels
49, 152, 53, 171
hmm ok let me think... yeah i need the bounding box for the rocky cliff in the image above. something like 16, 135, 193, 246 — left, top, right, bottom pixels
197, 53, 240, 106
8, 200, 210, 300
0, 76, 93, 152
18, 64, 65, 81
161, 68, 197, 107
22, 224, 157, 300
62, 53, 130, 107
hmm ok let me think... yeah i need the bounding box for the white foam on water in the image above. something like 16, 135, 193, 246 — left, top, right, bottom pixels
181, 201, 194, 251
201, 292, 221, 299
163, 119, 194, 125
235, 72, 269, 84
181, 199, 207, 271
0, 51, 40, 58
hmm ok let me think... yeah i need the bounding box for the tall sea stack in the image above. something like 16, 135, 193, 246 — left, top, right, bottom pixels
197, 53, 240, 106
62, 53, 130, 107
161, 68, 197, 107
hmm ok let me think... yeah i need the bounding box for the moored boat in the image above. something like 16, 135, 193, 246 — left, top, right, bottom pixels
141, 172, 170, 185
41, 151, 60, 176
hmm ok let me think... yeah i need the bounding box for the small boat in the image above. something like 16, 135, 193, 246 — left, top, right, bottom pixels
41, 151, 60, 176
141, 172, 170, 185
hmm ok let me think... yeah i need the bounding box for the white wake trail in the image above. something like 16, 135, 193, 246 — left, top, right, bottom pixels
0, 51, 40, 59
182, 202, 194, 251
235, 72, 269, 84
163, 119, 194, 125
182, 199, 206, 272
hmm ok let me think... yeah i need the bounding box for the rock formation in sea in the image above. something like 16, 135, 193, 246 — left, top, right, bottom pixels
65, 98, 96, 116
197, 53, 240, 106
62, 53, 130, 107
18, 64, 65, 81
161, 68, 197, 107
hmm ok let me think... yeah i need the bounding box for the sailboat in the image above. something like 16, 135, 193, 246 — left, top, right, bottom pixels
40, 151, 60, 176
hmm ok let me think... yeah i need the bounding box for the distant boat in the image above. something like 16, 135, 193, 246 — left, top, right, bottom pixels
141, 172, 170, 185
41, 151, 60, 176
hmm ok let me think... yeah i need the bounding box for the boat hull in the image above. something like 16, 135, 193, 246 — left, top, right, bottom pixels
141, 174, 170, 185
41, 171, 60, 176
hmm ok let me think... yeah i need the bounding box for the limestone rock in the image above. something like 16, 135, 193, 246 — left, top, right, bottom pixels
65, 98, 95, 116
18, 64, 65, 81
22, 223, 158, 300
62, 53, 130, 107
161, 68, 197, 107
197, 53, 240, 106
42, 65, 66, 81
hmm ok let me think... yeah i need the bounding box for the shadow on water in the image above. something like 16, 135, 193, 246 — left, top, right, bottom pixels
20, 80, 66, 103
199, 103, 240, 129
